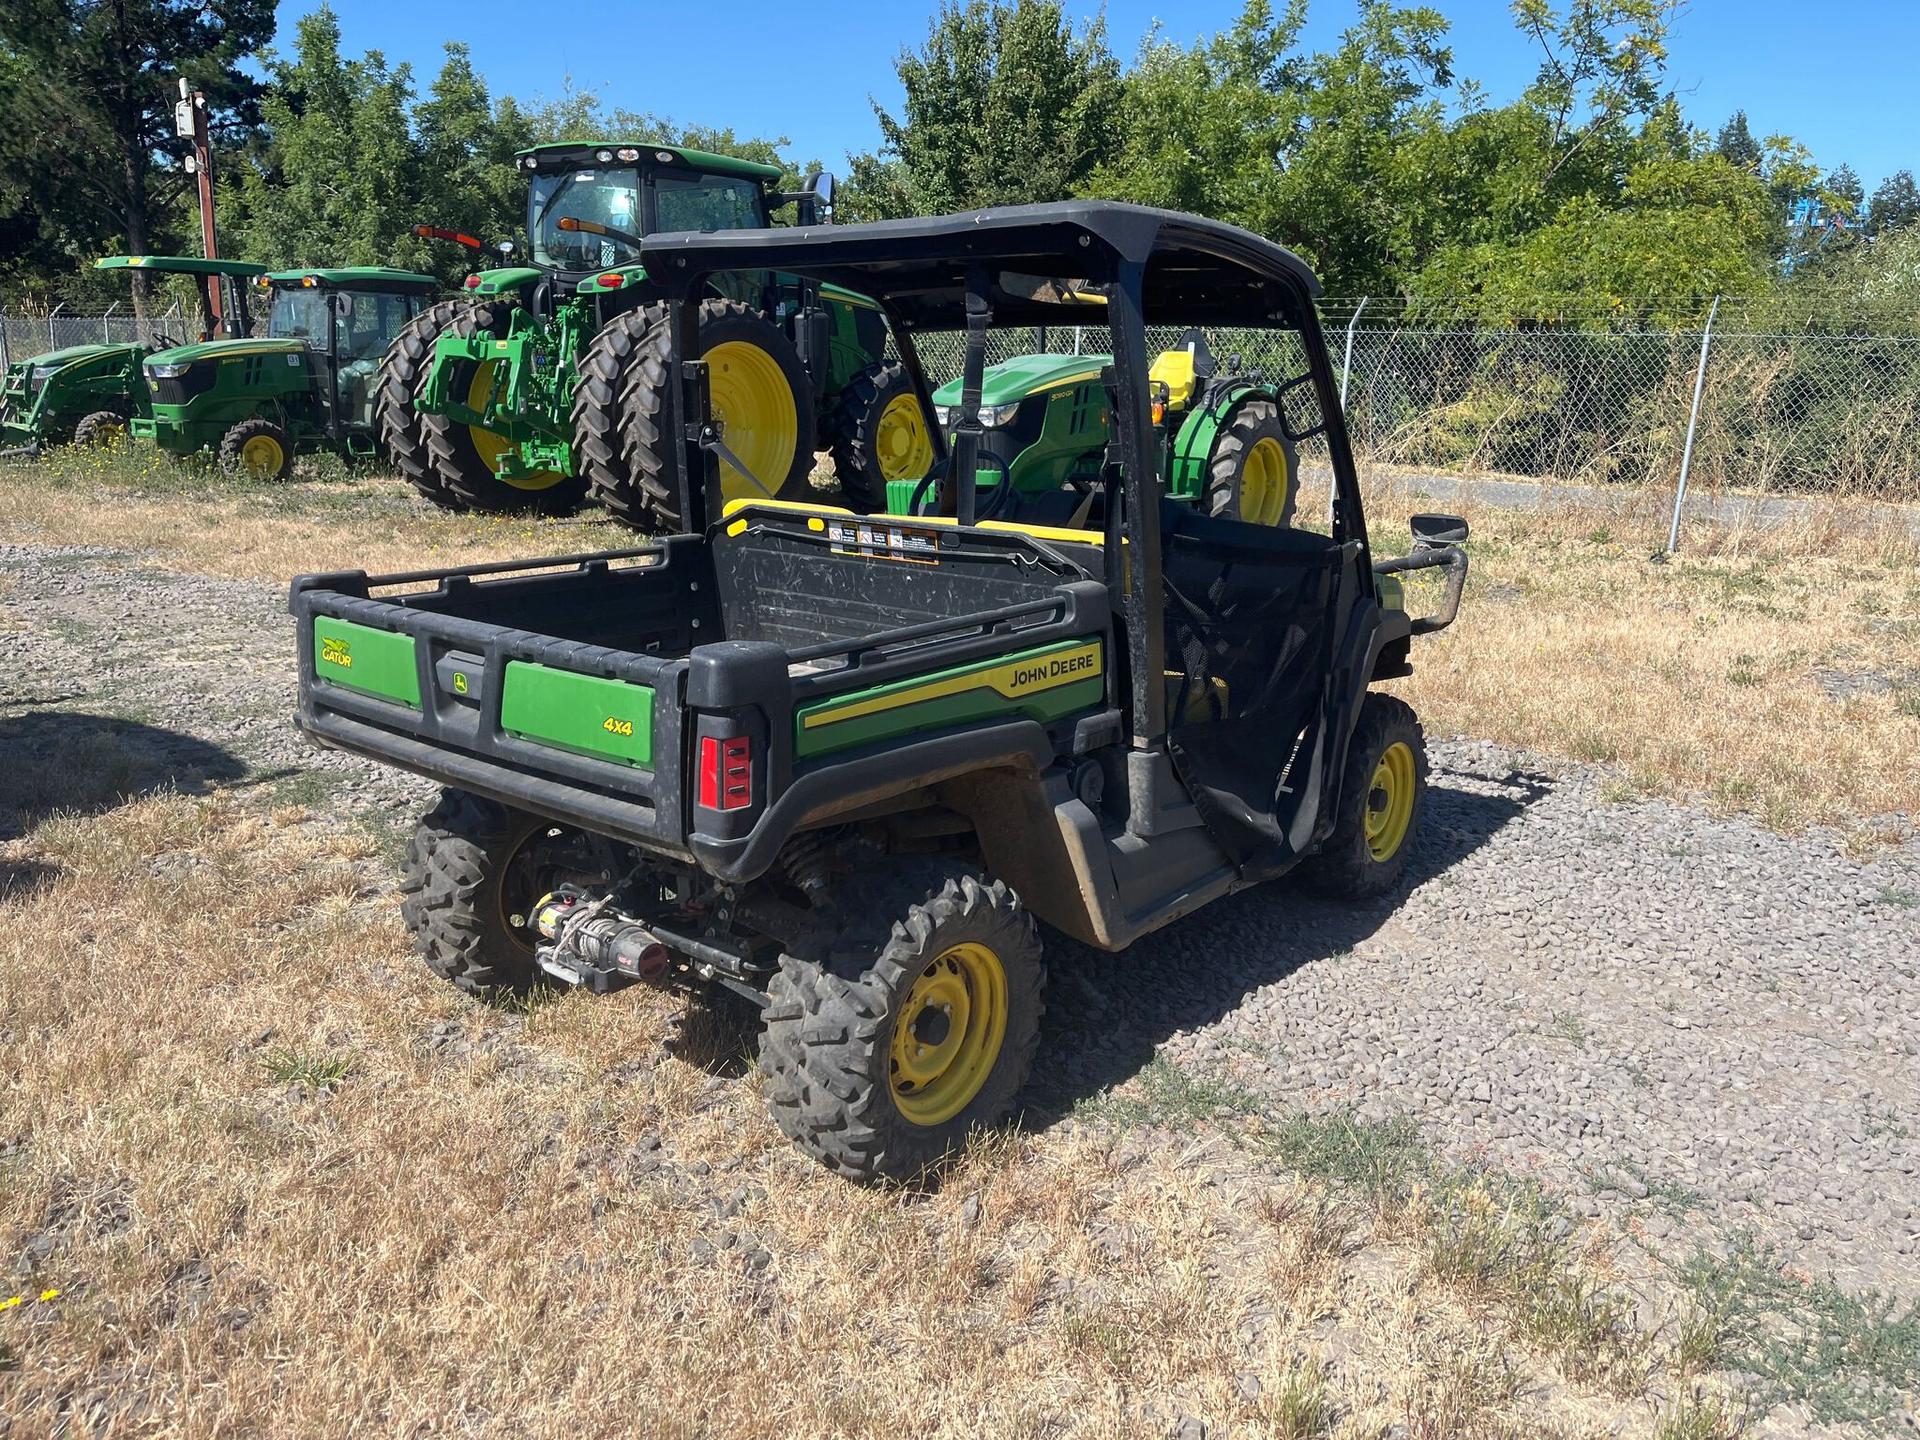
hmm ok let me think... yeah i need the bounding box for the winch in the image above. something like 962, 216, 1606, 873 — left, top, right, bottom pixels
530, 886, 671, 992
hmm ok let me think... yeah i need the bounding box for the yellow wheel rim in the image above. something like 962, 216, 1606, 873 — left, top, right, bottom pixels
1365, 741, 1417, 862
239, 433, 285, 478
95, 421, 125, 445
888, 941, 1008, 1127
465, 361, 567, 492
706, 340, 797, 505
1240, 436, 1292, 526
874, 390, 934, 482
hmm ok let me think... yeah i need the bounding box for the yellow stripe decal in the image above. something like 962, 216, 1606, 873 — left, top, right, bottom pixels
802, 638, 1103, 731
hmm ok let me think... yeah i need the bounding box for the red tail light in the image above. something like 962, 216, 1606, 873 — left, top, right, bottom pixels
595, 273, 625, 289
463, 275, 481, 289
697, 735, 753, 811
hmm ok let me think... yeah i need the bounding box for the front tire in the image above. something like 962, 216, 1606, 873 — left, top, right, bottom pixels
1298, 693, 1427, 900
759, 863, 1044, 1184
1206, 397, 1297, 528
827, 360, 934, 513
218, 418, 294, 481
73, 410, 128, 448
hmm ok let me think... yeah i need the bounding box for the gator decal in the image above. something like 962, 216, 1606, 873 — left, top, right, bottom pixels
499, 662, 653, 767
311, 617, 421, 708
795, 637, 1103, 759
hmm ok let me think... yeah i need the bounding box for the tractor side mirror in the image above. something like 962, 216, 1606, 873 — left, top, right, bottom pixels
800, 170, 836, 225
1411, 513, 1469, 547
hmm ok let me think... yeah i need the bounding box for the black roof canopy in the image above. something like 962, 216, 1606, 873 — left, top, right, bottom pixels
639, 200, 1322, 330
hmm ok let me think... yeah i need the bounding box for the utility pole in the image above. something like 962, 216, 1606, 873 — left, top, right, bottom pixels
174, 80, 222, 331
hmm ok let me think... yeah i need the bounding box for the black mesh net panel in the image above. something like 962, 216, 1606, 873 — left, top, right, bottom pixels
1157, 503, 1345, 877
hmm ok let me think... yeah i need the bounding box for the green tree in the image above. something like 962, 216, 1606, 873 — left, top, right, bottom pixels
227, 8, 420, 272
1715, 109, 1762, 170
0, 0, 275, 305
1869, 169, 1920, 237
846, 0, 1125, 221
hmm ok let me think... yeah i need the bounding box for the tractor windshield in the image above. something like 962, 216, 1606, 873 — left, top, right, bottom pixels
529, 166, 641, 269
653, 172, 764, 234
268, 288, 331, 346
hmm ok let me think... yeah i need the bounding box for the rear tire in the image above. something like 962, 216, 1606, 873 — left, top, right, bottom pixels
1298, 693, 1427, 900
218, 418, 294, 481
827, 360, 934, 513
571, 303, 665, 516
1206, 397, 1297, 528
758, 862, 1044, 1184
399, 791, 582, 998
614, 299, 815, 532
377, 298, 467, 507
73, 410, 128, 448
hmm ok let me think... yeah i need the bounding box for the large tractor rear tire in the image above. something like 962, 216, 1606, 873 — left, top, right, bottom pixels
1206, 397, 1298, 528
612, 299, 816, 532
420, 300, 588, 514
571, 302, 665, 514
758, 862, 1044, 1184
828, 360, 935, 513
377, 298, 467, 508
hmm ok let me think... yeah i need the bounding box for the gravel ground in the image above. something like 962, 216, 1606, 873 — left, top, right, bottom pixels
6, 541, 1920, 1307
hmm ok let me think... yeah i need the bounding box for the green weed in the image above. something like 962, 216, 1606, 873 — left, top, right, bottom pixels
260, 1046, 353, 1090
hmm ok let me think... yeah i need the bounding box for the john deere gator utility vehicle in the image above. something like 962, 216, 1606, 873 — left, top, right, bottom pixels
292, 202, 1469, 1182
377, 141, 900, 524
1, 255, 267, 455
132, 268, 438, 479
904, 328, 1301, 528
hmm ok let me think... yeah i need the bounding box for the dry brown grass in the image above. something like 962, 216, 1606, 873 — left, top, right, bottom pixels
1364, 474, 1920, 840
0, 791, 1722, 1438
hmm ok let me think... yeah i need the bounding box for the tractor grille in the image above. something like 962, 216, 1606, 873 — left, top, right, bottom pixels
149, 364, 216, 408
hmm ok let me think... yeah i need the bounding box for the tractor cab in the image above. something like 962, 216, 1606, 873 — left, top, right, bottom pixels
132, 267, 436, 478
1, 255, 266, 454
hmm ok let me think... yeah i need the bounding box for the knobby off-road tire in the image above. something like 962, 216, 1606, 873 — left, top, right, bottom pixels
1206, 397, 1298, 528
218, 417, 294, 481
72, 409, 128, 448
378, 297, 468, 507
399, 790, 559, 997
758, 863, 1045, 1184
571, 302, 665, 517
1298, 692, 1428, 900
826, 360, 933, 514
614, 299, 815, 532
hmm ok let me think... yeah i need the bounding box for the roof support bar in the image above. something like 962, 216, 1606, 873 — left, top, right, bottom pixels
948, 265, 992, 527
1107, 258, 1167, 751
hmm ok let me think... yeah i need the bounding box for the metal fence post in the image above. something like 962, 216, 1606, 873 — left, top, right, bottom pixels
1665, 295, 1722, 556
47, 302, 64, 350
102, 301, 119, 345
1339, 296, 1368, 410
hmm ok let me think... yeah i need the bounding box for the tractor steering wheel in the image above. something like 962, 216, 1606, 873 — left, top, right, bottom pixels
151, 331, 177, 350
906, 450, 1010, 520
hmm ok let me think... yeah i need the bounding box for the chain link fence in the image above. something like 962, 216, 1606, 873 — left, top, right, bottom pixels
913, 302, 1920, 502
11, 299, 1918, 501
0, 306, 190, 370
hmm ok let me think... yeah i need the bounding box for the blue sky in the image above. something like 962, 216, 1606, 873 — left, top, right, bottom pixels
280, 0, 1916, 191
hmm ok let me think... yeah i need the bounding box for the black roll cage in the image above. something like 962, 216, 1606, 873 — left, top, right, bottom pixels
640, 200, 1376, 756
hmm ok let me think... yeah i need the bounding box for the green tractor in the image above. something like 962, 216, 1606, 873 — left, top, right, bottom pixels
131, 267, 439, 479
1, 255, 268, 455
902, 330, 1300, 530
379, 141, 904, 526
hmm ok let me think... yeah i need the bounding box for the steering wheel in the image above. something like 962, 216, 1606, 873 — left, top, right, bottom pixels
905, 450, 1011, 519
150, 331, 177, 350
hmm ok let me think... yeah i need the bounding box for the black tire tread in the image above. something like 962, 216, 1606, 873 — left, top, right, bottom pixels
72, 409, 128, 447
377, 297, 469, 507
825, 359, 916, 513
398, 789, 546, 996
1298, 692, 1427, 900
217, 417, 293, 481
1206, 396, 1298, 528
572, 302, 666, 510
758, 861, 1044, 1184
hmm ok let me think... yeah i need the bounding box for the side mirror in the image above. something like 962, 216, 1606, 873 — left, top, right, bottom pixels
1411, 512, 1469, 547
804, 170, 836, 209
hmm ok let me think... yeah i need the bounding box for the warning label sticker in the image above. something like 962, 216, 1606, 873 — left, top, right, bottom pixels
827, 519, 942, 565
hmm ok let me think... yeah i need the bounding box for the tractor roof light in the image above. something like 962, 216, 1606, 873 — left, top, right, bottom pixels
596, 149, 614, 163
617, 148, 640, 161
